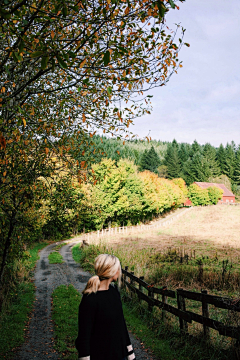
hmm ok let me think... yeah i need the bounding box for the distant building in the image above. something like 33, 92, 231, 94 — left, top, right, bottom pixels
194, 182, 235, 204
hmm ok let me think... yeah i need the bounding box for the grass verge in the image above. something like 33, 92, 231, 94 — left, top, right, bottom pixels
0, 241, 49, 359
48, 251, 64, 264
51, 284, 81, 360
0, 282, 35, 359
28, 242, 49, 270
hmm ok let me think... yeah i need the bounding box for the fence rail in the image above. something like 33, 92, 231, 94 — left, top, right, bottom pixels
121, 267, 240, 341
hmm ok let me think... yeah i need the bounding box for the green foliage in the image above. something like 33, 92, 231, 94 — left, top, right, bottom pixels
77, 135, 168, 166
52, 285, 81, 359
233, 146, 240, 185
0, 0, 186, 288
80, 159, 187, 229
139, 146, 161, 173
202, 143, 221, 178
207, 186, 223, 205
42, 176, 84, 240
222, 143, 236, 179
48, 252, 64, 264
164, 141, 181, 179
88, 158, 147, 227
188, 184, 210, 206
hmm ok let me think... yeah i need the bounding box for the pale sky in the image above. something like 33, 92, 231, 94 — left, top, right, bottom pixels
130, 0, 240, 147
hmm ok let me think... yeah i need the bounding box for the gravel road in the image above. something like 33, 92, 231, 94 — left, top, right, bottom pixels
14, 241, 158, 360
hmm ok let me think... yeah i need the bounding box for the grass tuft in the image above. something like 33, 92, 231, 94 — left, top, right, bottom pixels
48, 251, 64, 264
51, 284, 81, 359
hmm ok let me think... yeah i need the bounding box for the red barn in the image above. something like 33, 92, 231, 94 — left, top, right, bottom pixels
194, 182, 235, 204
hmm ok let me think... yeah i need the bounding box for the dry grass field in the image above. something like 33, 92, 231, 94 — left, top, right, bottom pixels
105, 205, 240, 263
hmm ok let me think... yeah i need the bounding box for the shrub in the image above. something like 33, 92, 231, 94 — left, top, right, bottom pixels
207, 186, 223, 205
188, 184, 210, 206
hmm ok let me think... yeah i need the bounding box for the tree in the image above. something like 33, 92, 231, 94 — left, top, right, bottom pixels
217, 144, 226, 174
164, 141, 181, 179
178, 143, 189, 167
203, 143, 221, 178
182, 152, 208, 185
188, 184, 210, 206
222, 143, 235, 180
234, 146, 240, 185
207, 186, 223, 205
0, 0, 188, 291
190, 140, 202, 157
139, 146, 161, 173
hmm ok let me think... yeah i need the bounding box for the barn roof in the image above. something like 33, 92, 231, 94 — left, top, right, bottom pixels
194, 182, 235, 197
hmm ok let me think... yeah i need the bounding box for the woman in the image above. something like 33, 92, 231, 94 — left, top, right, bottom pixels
75, 254, 135, 360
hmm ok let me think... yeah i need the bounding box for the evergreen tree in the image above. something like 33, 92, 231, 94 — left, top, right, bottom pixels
178, 143, 189, 167
217, 144, 226, 174
182, 158, 195, 185
139, 146, 161, 173
222, 143, 235, 180
164, 141, 181, 179
190, 140, 202, 157
234, 146, 240, 185
182, 152, 208, 185
203, 143, 221, 179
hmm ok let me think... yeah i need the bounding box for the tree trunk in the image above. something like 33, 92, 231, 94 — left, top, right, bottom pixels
0, 213, 15, 310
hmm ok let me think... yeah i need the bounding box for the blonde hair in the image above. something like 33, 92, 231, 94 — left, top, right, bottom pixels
83, 254, 121, 295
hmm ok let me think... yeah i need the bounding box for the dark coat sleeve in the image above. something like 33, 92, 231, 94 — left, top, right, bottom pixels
75, 294, 96, 359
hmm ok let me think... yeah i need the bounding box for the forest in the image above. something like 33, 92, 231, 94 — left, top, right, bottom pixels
75, 135, 240, 189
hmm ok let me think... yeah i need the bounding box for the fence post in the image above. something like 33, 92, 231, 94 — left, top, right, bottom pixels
162, 286, 168, 323
130, 271, 134, 298
148, 287, 154, 313
201, 289, 210, 338
177, 288, 188, 334
123, 266, 128, 291
139, 276, 144, 293
138, 276, 144, 303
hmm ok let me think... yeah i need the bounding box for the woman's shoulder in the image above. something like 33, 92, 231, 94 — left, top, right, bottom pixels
81, 292, 98, 307
110, 283, 120, 292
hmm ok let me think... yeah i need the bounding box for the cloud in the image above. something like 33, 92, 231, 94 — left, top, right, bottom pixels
130, 0, 240, 147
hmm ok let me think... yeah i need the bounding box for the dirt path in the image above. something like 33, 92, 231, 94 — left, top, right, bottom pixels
15, 241, 158, 360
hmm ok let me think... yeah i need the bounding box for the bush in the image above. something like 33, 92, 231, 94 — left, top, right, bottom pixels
207, 186, 223, 205
188, 184, 210, 206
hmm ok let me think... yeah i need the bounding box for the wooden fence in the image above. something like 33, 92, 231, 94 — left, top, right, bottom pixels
81, 207, 192, 244
122, 267, 240, 341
